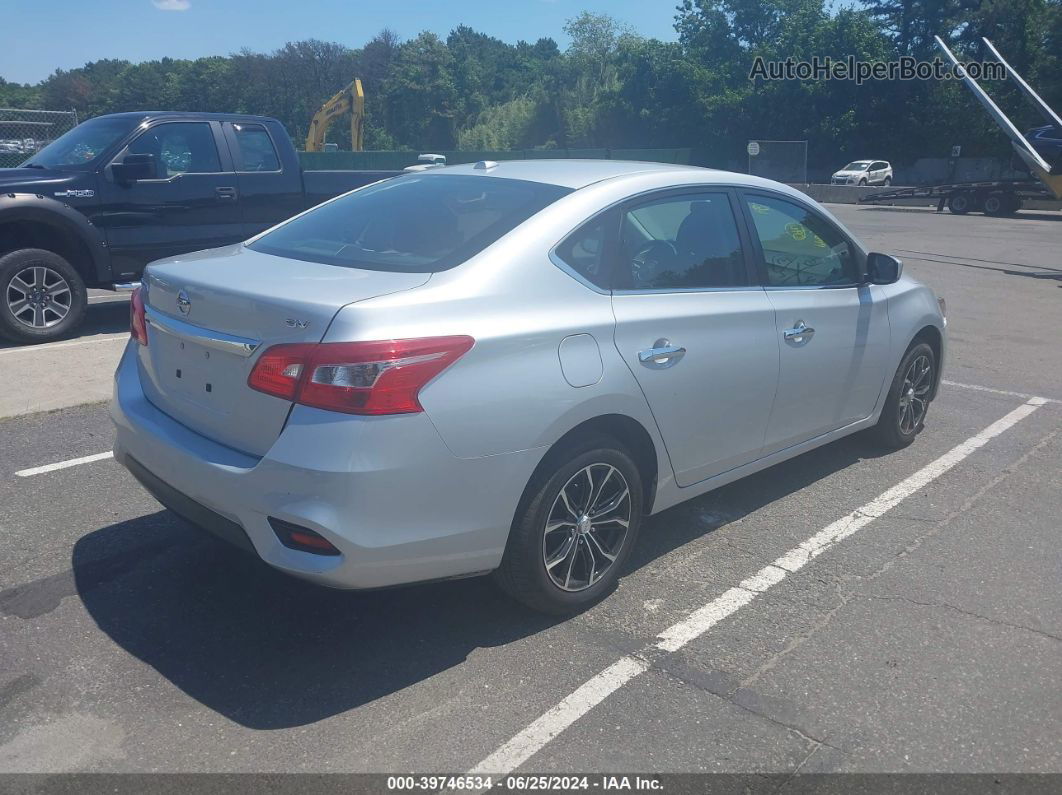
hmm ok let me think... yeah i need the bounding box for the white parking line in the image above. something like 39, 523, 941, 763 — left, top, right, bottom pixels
943, 379, 1060, 404
470, 396, 1048, 775
0, 334, 126, 357
15, 451, 114, 478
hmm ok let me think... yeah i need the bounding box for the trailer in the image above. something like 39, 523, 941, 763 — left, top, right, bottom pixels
859, 178, 1052, 215
862, 37, 1062, 219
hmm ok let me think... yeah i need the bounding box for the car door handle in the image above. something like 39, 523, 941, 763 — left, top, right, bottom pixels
782, 321, 815, 344
215, 186, 238, 200
638, 340, 686, 367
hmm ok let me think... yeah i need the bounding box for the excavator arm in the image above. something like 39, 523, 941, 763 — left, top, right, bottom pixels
305, 78, 365, 153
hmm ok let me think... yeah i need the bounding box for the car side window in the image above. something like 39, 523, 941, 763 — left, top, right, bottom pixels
233, 124, 281, 172
128, 122, 221, 177
744, 195, 859, 287
555, 215, 612, 289
616, 192, 746, 290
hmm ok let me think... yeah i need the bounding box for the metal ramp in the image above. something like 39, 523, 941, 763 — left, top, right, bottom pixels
861, 37, 1062, 215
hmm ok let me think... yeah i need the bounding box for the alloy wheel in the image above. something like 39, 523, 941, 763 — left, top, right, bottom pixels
6, 265, 72, 329
897, 354, 933, 435
542, 463, 632, 592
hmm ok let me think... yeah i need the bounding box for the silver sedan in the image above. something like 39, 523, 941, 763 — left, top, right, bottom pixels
111, 160, 946, 614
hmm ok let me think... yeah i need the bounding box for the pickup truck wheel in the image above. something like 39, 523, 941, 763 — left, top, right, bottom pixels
494, 435, 643, 615
0, 249, 88, 343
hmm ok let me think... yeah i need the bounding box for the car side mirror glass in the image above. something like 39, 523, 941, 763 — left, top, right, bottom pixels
866, 252, 903, 284
113, 153, 157, 184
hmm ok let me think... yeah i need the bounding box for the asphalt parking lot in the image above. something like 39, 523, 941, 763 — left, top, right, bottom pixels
0, 204, 1059, 777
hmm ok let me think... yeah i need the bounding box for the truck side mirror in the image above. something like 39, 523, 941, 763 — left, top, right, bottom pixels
113, 153, 158, 184
866, 252, 903, 284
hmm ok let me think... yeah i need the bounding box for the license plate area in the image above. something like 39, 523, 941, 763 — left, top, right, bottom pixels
151, 333, 246, 415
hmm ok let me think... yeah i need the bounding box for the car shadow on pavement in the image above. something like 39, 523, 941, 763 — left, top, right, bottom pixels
72, 433, 888, 730
72, 515, 557, 730
629, 433, 891, 571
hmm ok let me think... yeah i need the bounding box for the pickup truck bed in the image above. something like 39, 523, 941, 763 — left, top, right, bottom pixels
0, 111, 403, 342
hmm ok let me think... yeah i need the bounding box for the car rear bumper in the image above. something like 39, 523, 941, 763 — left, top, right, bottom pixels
110, 342, 544, 589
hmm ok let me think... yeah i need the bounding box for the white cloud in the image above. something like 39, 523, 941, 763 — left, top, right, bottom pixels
152, 0, 190, 10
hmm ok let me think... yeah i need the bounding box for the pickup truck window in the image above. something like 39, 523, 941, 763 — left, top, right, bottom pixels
232, 124, 281, 172
249, 174, 572, 273
128, 122, 221, 177
22, 116, 139, 170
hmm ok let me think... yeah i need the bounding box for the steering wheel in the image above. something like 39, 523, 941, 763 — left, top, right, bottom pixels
631, 240, 678, 288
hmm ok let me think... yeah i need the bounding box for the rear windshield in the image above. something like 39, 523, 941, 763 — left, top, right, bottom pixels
249, 174, 572, 272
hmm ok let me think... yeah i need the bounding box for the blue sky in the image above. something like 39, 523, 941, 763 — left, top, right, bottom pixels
1, 0, 681, 85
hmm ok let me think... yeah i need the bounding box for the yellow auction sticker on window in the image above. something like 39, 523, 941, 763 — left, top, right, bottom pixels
750, 202, 770, 215
785, 222, 807, 241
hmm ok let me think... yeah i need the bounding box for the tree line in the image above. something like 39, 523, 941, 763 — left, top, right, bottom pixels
1, 0, 1059, 170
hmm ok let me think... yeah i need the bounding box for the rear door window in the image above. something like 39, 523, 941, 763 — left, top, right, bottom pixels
554, 214, 614, 289
249, 174, 572, 272
232, 124, 281, 172
616, 192, 747, 290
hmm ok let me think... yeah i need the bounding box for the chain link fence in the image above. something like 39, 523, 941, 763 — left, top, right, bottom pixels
0, 108, 79, 168
747, 140, 808, 184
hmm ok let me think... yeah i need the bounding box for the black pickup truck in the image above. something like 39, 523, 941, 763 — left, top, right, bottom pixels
0, 111, 401, 342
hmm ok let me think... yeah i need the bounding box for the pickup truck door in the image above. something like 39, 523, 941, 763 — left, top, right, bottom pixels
222, 121, 306, 237
94, 120, 244, 279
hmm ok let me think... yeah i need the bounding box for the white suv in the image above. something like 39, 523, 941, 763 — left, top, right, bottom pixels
831, 160, 892, 186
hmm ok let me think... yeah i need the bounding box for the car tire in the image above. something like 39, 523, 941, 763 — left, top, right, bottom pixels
0, 248, 88, 343
868, 342, 937, 450
883, 176, 892, 186
494, 435, 644, 615
858, 178, 868, 186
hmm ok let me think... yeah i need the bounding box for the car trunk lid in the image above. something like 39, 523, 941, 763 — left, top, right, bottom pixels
137, 244, 429, 456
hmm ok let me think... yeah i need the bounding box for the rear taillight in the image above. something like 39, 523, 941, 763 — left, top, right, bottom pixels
246, 343, 316, 401
130, 286, 148, 346
248, 336, 474, 415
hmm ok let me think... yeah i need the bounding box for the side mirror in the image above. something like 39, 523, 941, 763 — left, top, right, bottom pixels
113, 153, 157, 184
866, 252, 903, 284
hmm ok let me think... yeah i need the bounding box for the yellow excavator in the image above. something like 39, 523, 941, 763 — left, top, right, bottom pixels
305, 78, 364, 152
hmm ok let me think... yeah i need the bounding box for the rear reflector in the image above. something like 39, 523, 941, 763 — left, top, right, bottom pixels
268, 517, 341, 556
248, 336, 474, 415
130, 286, 148, 346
